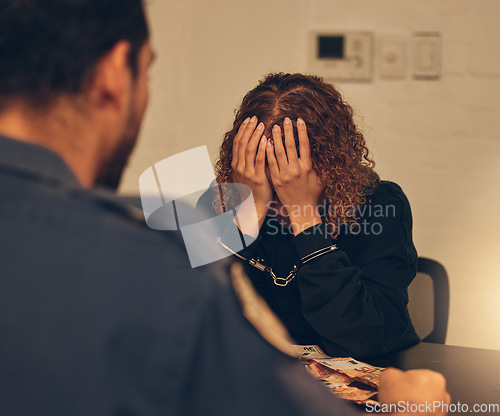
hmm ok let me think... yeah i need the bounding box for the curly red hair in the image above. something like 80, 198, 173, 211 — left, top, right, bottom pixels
215, 72, 378, 235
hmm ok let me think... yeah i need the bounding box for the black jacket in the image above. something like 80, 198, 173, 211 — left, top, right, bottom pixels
198, 180, 420, 358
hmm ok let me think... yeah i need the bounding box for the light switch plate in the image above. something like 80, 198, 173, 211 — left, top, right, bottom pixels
412, 32, 441, 79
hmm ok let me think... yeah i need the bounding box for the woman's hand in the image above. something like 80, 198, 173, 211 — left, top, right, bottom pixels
266, 117, 325, 235
231, 116, 272, 231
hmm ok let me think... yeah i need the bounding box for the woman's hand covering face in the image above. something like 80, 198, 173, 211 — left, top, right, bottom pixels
266, 118, 325, 234
231, 116, 325, 235
231, 116, 273, 228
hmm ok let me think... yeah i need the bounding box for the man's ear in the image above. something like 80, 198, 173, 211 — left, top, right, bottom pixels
89, 41, 132, 110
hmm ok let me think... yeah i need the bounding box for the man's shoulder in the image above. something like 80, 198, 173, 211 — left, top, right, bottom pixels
0, 173, 190, 270
0, 171, 235, 332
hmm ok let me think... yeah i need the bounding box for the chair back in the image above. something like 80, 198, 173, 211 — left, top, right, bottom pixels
407, 257, 450, 344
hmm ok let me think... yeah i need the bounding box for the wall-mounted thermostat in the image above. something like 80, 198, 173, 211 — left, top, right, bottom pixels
308, 31, 373, 81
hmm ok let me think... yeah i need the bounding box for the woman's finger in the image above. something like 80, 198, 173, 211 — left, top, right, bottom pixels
271, 124, 288, 170
255, 135, 267, 174
238, 116, 258, 169
297, 118, 311, 165
283, 117, 299, 166
232, 117, 250, 167
245, 122, 265, 171
266, 140, 280, 180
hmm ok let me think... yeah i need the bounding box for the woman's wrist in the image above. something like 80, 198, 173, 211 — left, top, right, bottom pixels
233, 200, 268, 237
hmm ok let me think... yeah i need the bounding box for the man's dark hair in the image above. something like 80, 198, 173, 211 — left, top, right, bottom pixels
0, 0, 149, 107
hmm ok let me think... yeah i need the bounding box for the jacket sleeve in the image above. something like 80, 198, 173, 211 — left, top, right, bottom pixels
291, 189, 419, 358
178, 264, 360, 416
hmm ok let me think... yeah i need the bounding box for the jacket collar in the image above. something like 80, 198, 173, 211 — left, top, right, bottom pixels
0, 134, 80, 188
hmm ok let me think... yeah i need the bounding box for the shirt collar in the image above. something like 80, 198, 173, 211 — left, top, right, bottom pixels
0, 134, 80, 188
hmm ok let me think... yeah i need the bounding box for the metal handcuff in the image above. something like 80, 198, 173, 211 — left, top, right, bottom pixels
217, 237, 337, 287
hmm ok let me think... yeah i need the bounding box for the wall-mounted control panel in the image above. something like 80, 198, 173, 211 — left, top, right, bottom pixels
308, 31, 373, 81
308, 30, 442, 82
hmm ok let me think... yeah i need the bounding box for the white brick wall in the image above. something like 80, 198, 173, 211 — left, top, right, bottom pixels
121, 0, 500, 350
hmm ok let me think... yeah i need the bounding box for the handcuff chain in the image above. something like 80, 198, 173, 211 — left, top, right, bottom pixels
217, 237, 337, 287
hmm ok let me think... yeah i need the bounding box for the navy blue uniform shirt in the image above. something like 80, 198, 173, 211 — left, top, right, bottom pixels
0, 135, 358, 416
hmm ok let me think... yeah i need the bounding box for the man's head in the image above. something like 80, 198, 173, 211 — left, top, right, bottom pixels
0, 0, 152, 188
0, 0, 149, 107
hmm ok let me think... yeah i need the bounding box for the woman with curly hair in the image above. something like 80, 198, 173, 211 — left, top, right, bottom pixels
198, 73, 419, 358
